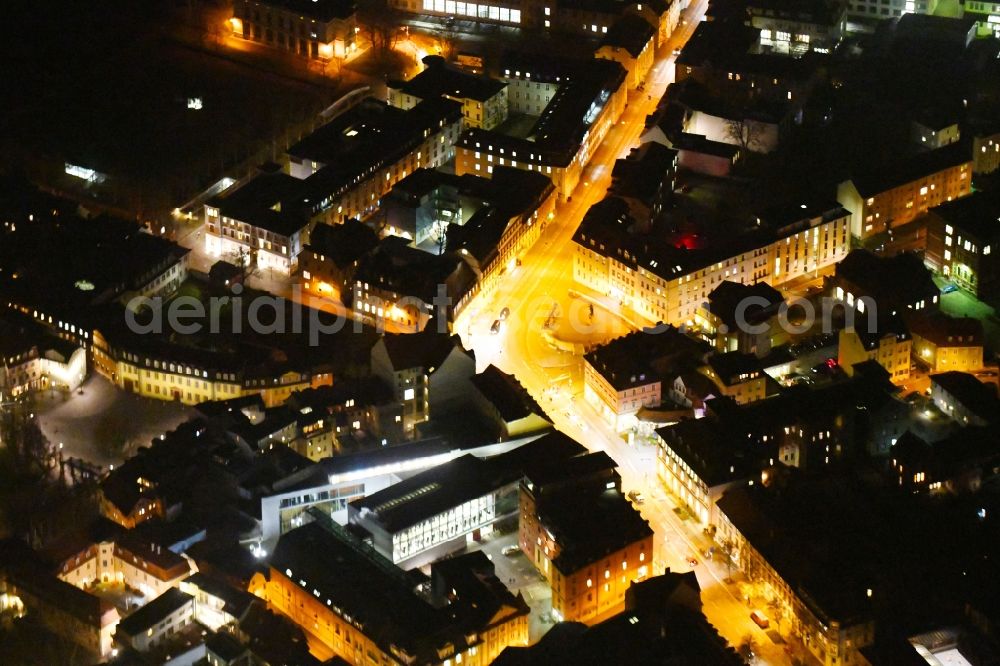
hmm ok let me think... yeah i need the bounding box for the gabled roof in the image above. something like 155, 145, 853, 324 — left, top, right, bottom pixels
390, 55, 507, 102
600, 15, 655, 59
931, 371, 999, 422
470, 364, 549, 424
379, 325, 468, 372
116, 587, 193, 637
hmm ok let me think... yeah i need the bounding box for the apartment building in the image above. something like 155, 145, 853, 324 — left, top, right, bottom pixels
838, 321, 913, 382
595, 15, 656, 90
573, 199, 850, 327
582, 327, 710, 431
388, 55, 509, 130
204, 169, 309, 275
924, 191, 1000, 299
837, 143, 972, 241
909, 313, 984, 373
252, 518, 530, 665
287, 97, 464, 224
59, 534, 192, 601
455, 53, 628, 201
370, 326, 476, 436
230, 0, 357, 60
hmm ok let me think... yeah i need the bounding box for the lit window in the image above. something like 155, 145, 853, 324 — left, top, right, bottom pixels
404, 388, 415, 401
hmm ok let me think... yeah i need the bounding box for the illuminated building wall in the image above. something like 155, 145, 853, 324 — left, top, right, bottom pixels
846, 0, 936, 18
595, 30, 655, 91
204, 205, 302, 276
297, 115, 463, 225
973, 131, 1000, 175
838, 328, 912, 382
582, 360, 661, 431
1, 344, 86, 396
518, 486, 653, 623
231, 0, 358, 60
715, 504, 875, 666
456, 66, 627, 201
58, 540, 191, 601
573, 209, 850, 327
837, 160, 972, 241
90, 330, 331, 407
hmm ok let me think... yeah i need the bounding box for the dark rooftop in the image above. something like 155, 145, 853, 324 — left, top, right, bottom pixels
116, 587, 193, 637
250, 0, 356, 22
707, 281, 784, 330
847, 142, 971, 197
539, 488, 653, 575
390, 55, 507, 103
931, 371, 999, 423
304, 218, 380, 269
927, 190, 1000, 241
470, 364, 549, 425
600, 15, 655, 59
209, 169, 309, 237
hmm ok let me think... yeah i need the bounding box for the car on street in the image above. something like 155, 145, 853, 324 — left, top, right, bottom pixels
941, 283, 958, 294
490, 319, 501, 334
628, 490, 645, 504
502, 545, 520, 557
750, 610, 770, 629
499, 307, 510, 321
672, 47, 681, 56
687, 556, 699, 567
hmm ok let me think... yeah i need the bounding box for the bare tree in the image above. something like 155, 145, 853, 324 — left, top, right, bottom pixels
231, 246, 258, 283
725, 117, 762, 154
357, 0, 404, 60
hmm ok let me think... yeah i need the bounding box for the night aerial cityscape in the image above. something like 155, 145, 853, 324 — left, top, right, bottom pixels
2, 0, 1000, 665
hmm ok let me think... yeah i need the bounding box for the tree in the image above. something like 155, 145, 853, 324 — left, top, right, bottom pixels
725, 117, 763, 154
720, 538, 736, 582
357, 0, 404, 61
231, 245, 258, 283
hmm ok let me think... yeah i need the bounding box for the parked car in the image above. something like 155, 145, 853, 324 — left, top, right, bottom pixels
687, 556, 699, 567
490, 319, 501, 334
750, 610, 770, 629
672, 47, 682, 56
499, 307, 510, 321
942, 283, 958, 294
501, 545, 520, 557
627, 490, 645, 504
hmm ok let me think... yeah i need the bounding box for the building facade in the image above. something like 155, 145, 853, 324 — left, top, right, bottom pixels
231, 0, 358, 60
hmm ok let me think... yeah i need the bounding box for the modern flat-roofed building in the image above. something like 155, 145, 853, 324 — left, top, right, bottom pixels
347, 454, 520, 568
389, 56, 509, 130
252, 516, 529, 665
230, 0, 358, 60
837, 143, 972, 241
924, 191, 1000, 298
287, 97, 464, 223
